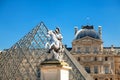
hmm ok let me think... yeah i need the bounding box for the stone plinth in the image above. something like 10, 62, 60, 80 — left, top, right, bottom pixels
40, 59, 71, 80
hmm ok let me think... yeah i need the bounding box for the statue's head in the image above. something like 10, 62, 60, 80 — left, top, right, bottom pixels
55, 27, 60, 33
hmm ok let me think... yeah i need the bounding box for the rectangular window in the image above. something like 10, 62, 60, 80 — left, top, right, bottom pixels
94, 47, 98, 54
94, 57, 97, 61
85, 66, 91, 73
77, 47, 81, 53
77, 57, 80, 61
94, 66, 98, 74
104, 66, 109, 74
105, 57, 108, 61
85, 47, 89, 53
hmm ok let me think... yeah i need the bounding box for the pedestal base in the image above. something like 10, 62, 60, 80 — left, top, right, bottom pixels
40, 59, 71, 80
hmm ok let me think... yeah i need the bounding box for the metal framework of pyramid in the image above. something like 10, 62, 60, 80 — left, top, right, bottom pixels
0, 22, 93, 80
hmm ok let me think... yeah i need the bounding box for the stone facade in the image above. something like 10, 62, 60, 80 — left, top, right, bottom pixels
70, 25, 120, 80
115, 55, 120, 80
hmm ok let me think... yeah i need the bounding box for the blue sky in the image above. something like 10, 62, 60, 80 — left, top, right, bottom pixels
0, 0, 120, 50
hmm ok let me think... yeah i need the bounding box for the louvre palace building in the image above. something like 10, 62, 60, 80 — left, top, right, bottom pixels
69, 25, 120, 80
0, 22, 120, 80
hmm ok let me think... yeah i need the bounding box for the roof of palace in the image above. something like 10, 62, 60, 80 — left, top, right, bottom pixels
75, 25, 100, 40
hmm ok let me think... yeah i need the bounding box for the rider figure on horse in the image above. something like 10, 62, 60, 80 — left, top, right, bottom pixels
55, 27, 63, 42
47, 27, 63, 53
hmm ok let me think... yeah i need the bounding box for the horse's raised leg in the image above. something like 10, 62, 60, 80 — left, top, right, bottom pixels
45, 42, 50, 49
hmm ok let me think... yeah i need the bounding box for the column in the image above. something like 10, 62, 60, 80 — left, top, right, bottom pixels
101, 65, 104, 74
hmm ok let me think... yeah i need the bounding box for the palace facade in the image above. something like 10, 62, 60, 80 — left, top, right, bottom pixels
70, 25, 120, 80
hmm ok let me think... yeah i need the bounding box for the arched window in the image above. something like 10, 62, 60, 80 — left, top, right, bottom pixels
95, 78, 98, 80
105, 78, 108, 80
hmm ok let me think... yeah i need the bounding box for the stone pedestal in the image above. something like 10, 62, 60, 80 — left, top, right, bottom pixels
40, 59, 71, 80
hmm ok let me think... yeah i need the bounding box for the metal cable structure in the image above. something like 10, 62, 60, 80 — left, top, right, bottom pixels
0, 22, 93, 80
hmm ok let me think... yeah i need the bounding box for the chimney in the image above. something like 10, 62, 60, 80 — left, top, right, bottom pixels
74, 26, 78, 35
111, 45, 114, 52
98, 26, 102, 39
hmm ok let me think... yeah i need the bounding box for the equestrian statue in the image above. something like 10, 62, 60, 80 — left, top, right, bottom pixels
45, 27, 64, 61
